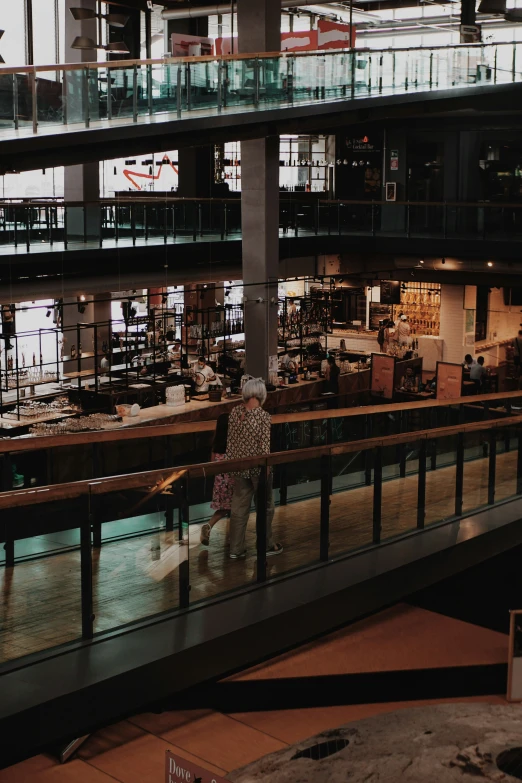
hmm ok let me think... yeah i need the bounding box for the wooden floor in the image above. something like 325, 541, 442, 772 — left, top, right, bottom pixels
0, 450, 519, 664
0, 603, 509, 782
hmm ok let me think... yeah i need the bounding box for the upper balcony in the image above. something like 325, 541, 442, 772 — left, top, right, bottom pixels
1, 42, 522, 171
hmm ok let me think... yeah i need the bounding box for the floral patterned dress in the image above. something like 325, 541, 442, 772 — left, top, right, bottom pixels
210, 452, 235, 511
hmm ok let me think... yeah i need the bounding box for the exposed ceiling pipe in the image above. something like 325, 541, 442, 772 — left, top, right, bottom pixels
161, 0, 370, 21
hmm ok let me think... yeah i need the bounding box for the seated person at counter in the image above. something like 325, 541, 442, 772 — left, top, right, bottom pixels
463, 354, 477, 370
400, 366, 417, 392
280, 350, 299, 374
192, 356, 217, 394
470, 355, 486, 390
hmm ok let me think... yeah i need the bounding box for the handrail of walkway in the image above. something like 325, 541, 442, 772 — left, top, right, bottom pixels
0, 388, 519, 456
0, 41, 513, 76
0, 410, 520, 510
2, 198, 522, 209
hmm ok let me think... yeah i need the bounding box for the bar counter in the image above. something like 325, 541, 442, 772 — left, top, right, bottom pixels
118, 369, 370, 428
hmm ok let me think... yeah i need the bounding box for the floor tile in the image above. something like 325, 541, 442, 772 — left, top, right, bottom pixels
158, 712, 287, 772
84, 732, 226, 783
0, 758, 115, 783
129, 709, 213, 736
77, 721, 145, 760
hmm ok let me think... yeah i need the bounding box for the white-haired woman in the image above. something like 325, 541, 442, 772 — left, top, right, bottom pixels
226, 377, 283, 560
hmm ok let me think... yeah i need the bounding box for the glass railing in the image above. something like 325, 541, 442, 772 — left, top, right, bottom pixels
1, 407, 522, 664
0, 41, 520, 137
1, 198, 522, 252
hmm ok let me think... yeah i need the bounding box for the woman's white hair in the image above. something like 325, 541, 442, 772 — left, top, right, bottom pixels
242, 377, 267, 405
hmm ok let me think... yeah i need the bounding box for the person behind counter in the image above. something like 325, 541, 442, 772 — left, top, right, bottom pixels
280, 350, 299, 373
193, 356, 217, 394
226, 378, 283, 559
395, 314, 411, 346
325, 355, 340, 395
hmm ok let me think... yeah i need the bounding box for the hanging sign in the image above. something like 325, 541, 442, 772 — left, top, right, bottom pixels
390, 150, 399, 171
460, 24, 481, 43
166, 752, 228, 783
385, 182, 397, 202
436, 362, 463, 400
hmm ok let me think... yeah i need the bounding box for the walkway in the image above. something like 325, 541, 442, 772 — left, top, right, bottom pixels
0, 447, 517, 664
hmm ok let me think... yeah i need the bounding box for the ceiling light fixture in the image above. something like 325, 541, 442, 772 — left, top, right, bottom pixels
441, 257, 446, 265
70, 7, 129, 28
71, 36, 130, 53
487, 261, 493, 267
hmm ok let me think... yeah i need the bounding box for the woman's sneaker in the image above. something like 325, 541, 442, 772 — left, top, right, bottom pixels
229, 550, 246, 560
200, 523, 211, 546
266, 543, 283, 556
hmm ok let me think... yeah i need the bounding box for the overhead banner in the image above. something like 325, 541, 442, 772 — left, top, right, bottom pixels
317, 19, 355, 49
281, 30, 318, 51
216, 23, 354, 55
171, 33, 213, 57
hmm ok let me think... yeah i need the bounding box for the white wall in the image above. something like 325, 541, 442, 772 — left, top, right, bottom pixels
439, 284, 466, 364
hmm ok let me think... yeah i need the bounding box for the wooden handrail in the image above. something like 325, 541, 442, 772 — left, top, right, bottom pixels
1, 412, 521, 512
0, 40, 510, 77
0, 389, 520, 456
3, 197, 522, 209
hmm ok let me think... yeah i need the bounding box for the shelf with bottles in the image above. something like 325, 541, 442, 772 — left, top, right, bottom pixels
399, 282, 441, 337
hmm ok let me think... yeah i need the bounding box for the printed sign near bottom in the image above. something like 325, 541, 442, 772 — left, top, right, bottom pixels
166, 752, 228, 783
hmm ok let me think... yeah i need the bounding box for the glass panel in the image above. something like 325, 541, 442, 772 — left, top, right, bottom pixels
64, 67, 87, 126
0, 73, 15, 130
270, 456, 321, 577
0, 495, 83, 663
91, 471, 187, 633
150, 63, 179, 116
381, 440, 421, 541
496, 426, 519, 502
108, 66, 135, 121
188, 60, 219, 111
462, 430, 489, 516
330, 447, 373, 556
425, 434, 458, 526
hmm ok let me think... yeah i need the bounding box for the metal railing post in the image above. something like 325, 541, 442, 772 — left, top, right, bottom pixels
320, 454, 330, 562
132, 64, 138, 122
488, 430, 496, 506
83, 67, 90, 128
31, 69, 38, 134
372, 447, 382, 544
81, 506, 94, 640
254, 58, 260, 107
417, 439, 426, 528
12, 73, 19, 130
147, 64, 153, 116
512, 41, 516, 82
176, 65, 182, 118
256, 463, 268, 582
455, 432, 464, 516
179, 477, 190, 608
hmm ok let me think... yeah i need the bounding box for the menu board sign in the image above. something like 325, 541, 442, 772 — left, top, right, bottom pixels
166, 752, 227, 783
370, 353, 395, 400
380, 280, 400, 305
436, 362, 463, 400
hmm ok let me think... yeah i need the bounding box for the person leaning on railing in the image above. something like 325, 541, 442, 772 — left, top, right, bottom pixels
226, 377, 284, 560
